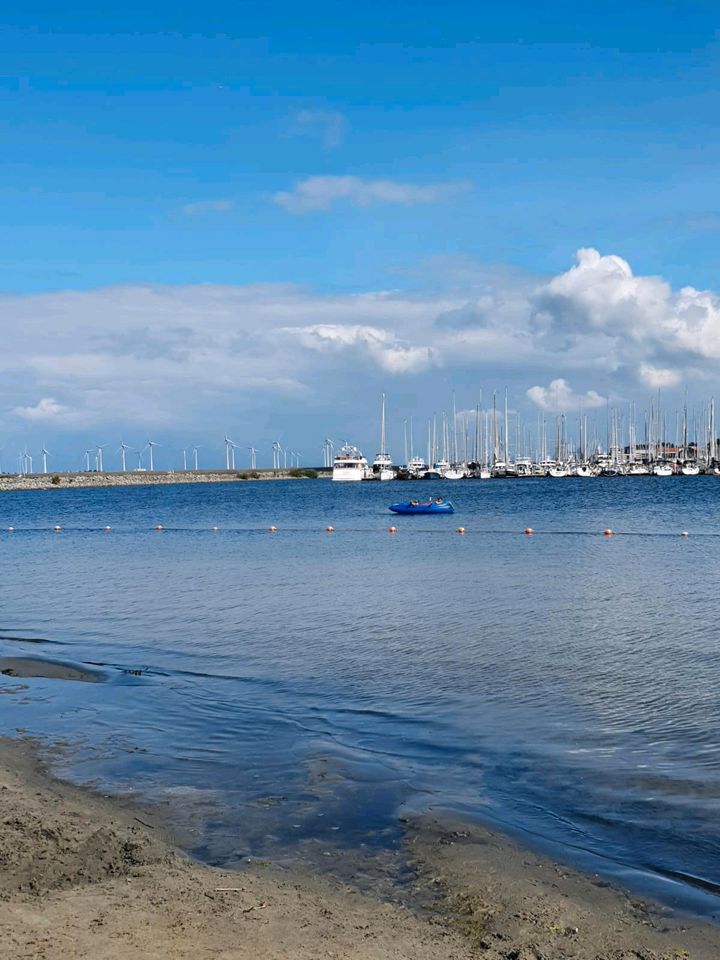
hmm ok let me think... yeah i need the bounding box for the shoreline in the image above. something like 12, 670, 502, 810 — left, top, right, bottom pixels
0, 469, 329, 493
1, 736, 718, 959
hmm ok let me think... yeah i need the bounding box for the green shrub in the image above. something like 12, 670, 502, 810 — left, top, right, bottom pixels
236, 472, 249, 480
50, 474, 61, 485
288, 468, 304, 478
302, 469, 318, 479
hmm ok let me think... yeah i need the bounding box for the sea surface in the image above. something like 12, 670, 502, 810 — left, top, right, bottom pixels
1, 477, 720, 916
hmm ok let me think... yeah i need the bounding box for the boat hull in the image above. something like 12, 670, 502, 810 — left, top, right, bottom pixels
389, 502, 455, 515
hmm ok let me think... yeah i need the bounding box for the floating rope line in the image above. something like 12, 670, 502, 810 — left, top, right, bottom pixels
0, 525, 711, 537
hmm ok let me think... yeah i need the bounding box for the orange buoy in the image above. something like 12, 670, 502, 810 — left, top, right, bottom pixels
326, 525, 334, 533
268, 525, 278, 533
603, 528, 613, 537
524, 527, 534, 535
456, 527, 466, 535
388, 526, 397, 533
154, 524, 164, 531
680, 531, 689, 537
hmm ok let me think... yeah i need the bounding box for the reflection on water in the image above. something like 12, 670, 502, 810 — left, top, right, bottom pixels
1, 478, 719, 916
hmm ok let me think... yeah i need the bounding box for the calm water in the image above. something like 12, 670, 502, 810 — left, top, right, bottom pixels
1, 478, 720, 916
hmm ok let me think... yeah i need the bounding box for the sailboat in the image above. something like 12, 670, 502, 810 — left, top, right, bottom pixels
365, 393, 395, 480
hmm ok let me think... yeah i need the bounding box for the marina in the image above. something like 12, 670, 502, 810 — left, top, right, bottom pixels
328, 391, 720, 481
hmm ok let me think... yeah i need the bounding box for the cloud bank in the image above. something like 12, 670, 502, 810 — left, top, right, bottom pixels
272, 176, 473, 213
2, 248, 719, 461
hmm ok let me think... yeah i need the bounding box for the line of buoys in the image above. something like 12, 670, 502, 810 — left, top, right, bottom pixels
0, 525, 700, 538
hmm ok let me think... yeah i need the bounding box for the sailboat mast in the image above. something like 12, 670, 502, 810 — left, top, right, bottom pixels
379, 393, 387, 455
492, 392, 498, 464
452, 392, 458, 465
504, 388, 509, 465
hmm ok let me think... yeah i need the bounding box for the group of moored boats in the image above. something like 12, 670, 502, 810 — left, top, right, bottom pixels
330, 392, 720, 481
331, 445, 718, 481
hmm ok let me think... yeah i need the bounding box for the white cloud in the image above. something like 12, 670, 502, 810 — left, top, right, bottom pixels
527, 379, 606, 413
12, 397, 71, 421
271, 176, 473, 213
638, 362, 681, 389
180, 199, 235, 216
289, 109, 348, 148
286, 323, 436, 374
531, 248, 720, 371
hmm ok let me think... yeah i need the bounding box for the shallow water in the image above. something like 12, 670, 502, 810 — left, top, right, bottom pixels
1, 478, 719, 916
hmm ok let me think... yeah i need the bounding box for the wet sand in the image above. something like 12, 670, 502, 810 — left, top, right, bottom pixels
1, 737, 718, 959
0, 657, 105, 683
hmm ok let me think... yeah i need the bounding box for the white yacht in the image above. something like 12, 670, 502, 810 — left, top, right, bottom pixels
332, 443, 368, 482
406, 455, 427, 477
516, 457, 533, 478
653, 462, 673, 477
367, 452, 395, 481
443, 465, 465, 480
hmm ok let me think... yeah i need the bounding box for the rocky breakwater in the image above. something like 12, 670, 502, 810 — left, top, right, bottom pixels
0, 468, 324, 492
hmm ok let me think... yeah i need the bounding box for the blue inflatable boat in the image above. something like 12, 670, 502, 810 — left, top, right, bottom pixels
389, 499, 455, 515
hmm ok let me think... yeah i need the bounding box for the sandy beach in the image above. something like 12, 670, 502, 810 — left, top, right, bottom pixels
1, 736, 718, 960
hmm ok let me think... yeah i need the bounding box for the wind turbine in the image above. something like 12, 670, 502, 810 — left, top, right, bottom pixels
145, 440, 160, 472
191, 446, 200, 470
95, 444, 108, 472
84, 448, 93, 472
117, 441, 130, 472
223, 435, 238, 470
135, 448, 144, 470
248, 446, 257, 470
41, 444, 50, 474
182, 448, 188, 471
25, 450, 33, 474
271, 440, 281, 470
323, 438, 335, 468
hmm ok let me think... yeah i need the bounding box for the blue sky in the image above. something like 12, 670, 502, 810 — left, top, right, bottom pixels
2, 1, 720, 468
